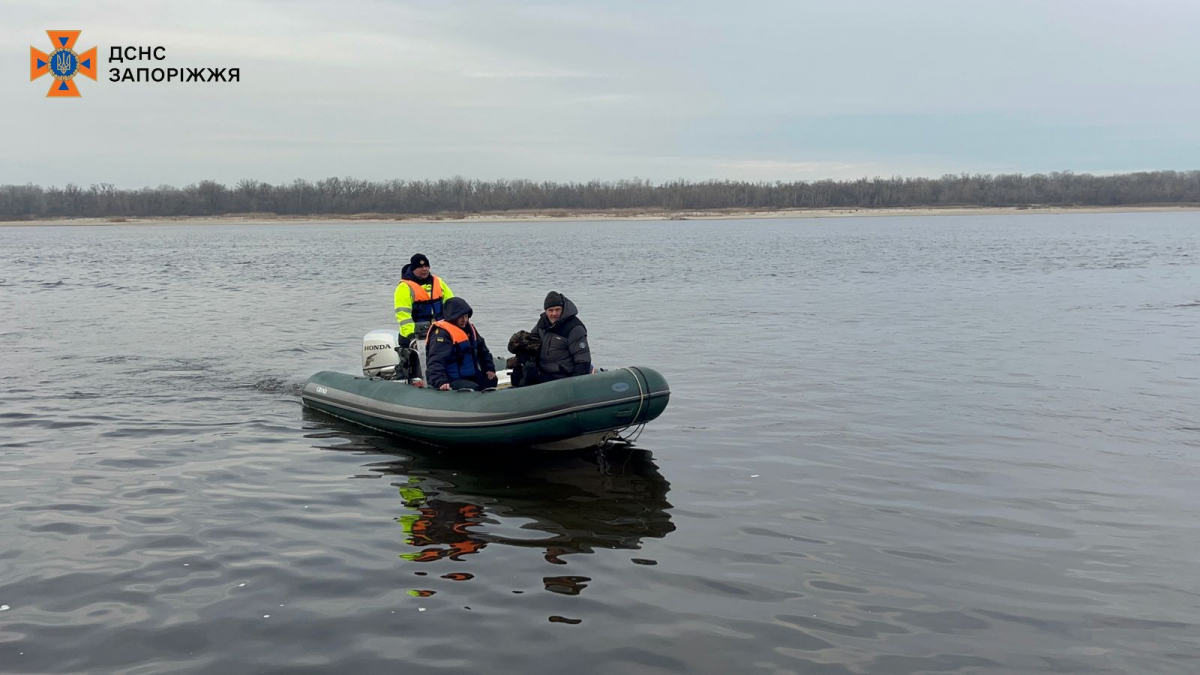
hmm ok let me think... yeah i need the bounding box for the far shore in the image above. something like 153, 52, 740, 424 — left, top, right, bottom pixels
3, 204, 1199, 227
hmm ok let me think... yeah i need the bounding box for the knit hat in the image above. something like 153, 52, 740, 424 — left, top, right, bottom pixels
544, 291, 564, 310
410, 253, 430, 268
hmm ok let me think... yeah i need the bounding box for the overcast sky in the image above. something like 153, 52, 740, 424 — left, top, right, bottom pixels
4, 0, 1199, 188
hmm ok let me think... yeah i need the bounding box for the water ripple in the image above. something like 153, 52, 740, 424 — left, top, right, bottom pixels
2, 214, 1199, 673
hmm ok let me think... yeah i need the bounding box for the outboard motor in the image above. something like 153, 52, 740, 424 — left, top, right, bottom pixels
362, 330, 401, 378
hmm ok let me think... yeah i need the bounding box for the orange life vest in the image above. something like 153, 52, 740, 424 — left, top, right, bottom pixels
402, 275, 443, 302
428, 319, 473, 344
428, 320, 482, 380
402, 275, 445, 325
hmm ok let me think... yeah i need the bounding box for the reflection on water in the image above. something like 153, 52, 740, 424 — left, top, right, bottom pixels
303, 408, 674, 606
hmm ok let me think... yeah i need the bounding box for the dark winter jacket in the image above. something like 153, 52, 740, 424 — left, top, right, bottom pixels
425, 297, 496, 389
531, 295, 591, 381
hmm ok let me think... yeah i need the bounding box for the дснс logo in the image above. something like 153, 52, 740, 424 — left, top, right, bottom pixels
30, 30, 97, 98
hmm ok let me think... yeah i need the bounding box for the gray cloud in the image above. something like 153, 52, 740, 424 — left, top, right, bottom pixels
4, 0, 1198, 187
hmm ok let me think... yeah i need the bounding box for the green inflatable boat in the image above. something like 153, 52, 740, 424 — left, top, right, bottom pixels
301, 341, 670, 450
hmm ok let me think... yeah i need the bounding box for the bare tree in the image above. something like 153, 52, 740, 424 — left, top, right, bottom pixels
2, 170, 1199, 219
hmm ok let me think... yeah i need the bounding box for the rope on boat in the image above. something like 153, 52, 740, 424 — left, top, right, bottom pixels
614, 423, 646, 445
609, 366, 649, 446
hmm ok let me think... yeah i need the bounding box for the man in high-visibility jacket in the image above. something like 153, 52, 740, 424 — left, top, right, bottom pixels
394, 253, 455, 347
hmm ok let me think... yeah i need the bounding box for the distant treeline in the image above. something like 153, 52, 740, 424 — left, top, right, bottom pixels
2, 170, 1199, 218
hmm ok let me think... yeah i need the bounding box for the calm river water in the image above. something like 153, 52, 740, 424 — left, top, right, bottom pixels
2, 213, 1199, 674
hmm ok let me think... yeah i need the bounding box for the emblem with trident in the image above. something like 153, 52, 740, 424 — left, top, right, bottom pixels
30, 30, 97, 98
54, 51, 74, 77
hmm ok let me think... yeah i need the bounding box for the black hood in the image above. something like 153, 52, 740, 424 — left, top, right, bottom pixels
442, 297, 473, 321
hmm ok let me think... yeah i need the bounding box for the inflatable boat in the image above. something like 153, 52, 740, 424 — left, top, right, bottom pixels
300, 330, 670, 450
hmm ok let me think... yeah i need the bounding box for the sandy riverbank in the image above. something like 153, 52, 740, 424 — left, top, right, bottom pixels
3, 204, 1199, 227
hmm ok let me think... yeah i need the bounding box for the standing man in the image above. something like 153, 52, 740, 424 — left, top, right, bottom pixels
394, 253, 455, 347
531, 291, 592, 382
425, 297, 497, 391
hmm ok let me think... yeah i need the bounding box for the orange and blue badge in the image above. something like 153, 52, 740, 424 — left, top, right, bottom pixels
31, 30, 97, 98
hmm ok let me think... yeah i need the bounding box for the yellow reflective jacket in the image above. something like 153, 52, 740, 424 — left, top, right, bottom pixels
394, 275, 454, 339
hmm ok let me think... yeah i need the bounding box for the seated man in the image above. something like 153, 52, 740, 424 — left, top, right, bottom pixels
531, 291, 592, 382
425, 297, 497, 391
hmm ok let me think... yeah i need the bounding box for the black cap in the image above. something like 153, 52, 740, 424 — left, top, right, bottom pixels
410, 253, 430, 269
544, 291, 564, 310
